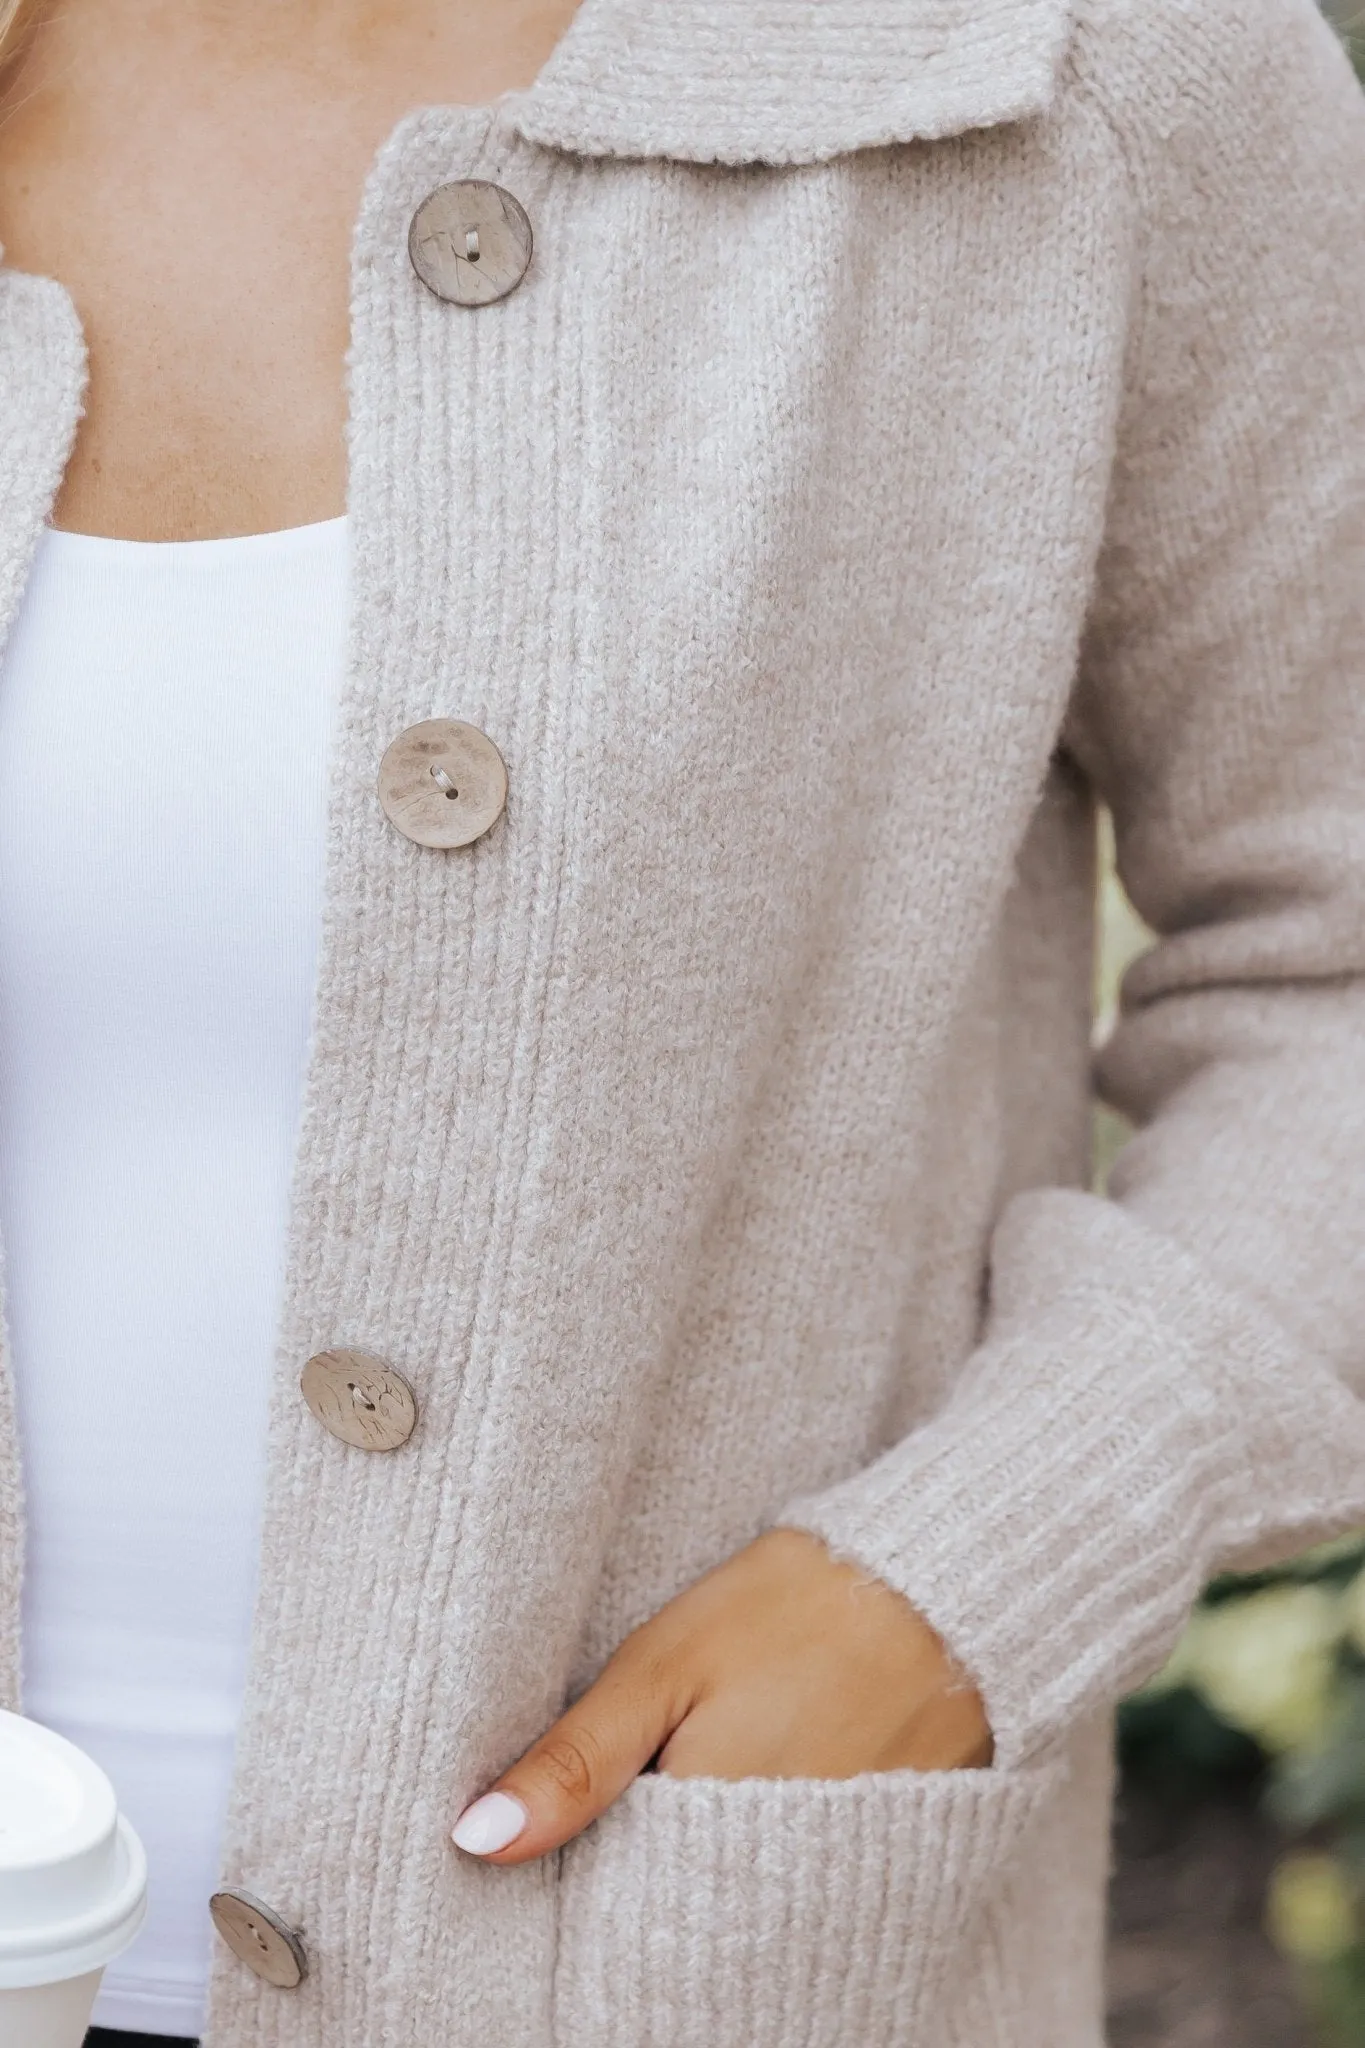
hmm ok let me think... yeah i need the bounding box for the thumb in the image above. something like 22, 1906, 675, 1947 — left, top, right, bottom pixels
451, 1641, 685, 1865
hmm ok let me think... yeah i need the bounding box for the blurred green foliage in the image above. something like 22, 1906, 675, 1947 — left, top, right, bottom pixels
1119, 1543, 1365, 2047
1324, 2, 1365, 76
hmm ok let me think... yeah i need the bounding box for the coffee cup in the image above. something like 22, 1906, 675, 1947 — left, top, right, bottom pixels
0, 1708, 147, 2048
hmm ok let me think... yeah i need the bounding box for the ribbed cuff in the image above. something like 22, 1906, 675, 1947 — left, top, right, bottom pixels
782, 1190, 1365, 1769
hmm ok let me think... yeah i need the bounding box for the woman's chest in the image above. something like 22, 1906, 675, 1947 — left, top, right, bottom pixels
328, 110, 1133, 894
0, 103, 1135, 1020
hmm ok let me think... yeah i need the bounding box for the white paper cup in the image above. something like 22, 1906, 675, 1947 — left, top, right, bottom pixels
0, 1709, 147, 2048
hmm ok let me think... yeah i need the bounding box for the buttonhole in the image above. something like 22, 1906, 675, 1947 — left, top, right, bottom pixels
348, 1382, 377, 1413
465, 229, 481, 262
430, 764, 459, 800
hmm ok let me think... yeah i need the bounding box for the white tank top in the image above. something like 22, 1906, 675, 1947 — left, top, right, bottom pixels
0, 517, 348, 2038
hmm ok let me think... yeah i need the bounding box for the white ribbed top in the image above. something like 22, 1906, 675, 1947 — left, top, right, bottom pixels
0, 518, 347, 2036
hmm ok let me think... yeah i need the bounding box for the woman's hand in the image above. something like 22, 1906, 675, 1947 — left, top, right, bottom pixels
450, 1527, 993, 1862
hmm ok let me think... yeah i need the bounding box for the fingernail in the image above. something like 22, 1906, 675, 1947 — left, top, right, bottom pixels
452, 1791, 529, 1856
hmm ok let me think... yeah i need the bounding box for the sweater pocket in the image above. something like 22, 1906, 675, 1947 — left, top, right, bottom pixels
551, 1759, 1063, 2047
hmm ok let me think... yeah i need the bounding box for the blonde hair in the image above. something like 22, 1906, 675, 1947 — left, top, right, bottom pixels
0, 0, 30, 69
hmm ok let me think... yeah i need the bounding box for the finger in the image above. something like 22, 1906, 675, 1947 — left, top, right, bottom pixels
451, 1644, 687, 1865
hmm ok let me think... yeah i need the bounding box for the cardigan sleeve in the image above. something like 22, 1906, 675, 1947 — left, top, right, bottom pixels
781, 0, 1365, 1770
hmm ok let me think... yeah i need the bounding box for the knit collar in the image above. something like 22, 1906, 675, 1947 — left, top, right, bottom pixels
508, 0, 1076, 165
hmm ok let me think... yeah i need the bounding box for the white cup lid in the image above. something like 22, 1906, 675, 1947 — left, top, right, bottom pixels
0, 1710, 146, 1988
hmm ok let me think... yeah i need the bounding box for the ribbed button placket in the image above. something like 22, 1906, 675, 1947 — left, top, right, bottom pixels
204, 106, 573, 2040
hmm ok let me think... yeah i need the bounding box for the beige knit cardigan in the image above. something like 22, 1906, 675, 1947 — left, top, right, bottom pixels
3, 0, 1365, 2041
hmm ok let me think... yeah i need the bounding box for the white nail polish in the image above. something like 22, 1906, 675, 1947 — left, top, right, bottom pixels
452, 1791, 529, 1856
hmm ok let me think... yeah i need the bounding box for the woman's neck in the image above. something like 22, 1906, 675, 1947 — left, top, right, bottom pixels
5, 0, 581, 93
0, 0, 582, 540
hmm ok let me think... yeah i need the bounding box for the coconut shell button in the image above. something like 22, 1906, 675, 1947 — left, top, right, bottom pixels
408, 181, 534, 306
377, 718, 508, 849
209, 1890, 307, 1988
300, 1349, 419, 1453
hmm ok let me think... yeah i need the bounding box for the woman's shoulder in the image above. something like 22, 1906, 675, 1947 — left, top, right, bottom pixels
1065, 0, 1361, 157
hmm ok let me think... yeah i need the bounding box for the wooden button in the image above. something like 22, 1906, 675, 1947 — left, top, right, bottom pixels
301, 1349, 418, 1453
377, 718, 507, 849
209, 1890, 307, 1988
408, 181, 533, 306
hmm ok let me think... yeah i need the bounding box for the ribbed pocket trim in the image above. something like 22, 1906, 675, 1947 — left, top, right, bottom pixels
553, 1761, 1063, 2048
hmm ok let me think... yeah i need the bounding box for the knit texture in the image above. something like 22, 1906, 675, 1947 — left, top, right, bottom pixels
514, 0, 1075, 161
0, 267, 85, 1709
1, 0, 1363, 2042
554, 1756, 1066, 2044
